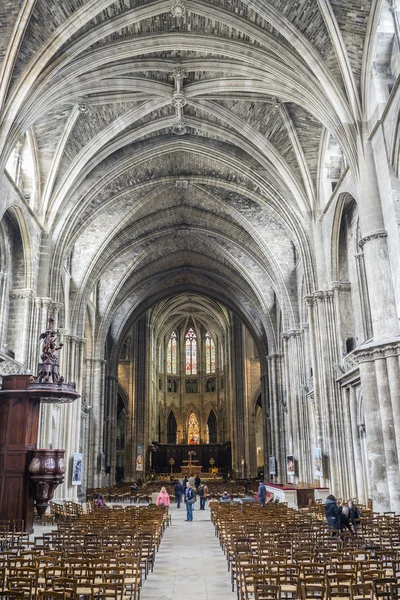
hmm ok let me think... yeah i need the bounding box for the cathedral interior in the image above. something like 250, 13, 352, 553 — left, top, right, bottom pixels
1, 0, 400, 514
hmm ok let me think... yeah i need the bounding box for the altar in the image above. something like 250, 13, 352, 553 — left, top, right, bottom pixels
181, 465, 202, 475
181, 450, 203, 475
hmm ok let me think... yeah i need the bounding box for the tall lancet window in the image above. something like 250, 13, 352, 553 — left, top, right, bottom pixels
185, 327, 197, 374
188, 412, 200, 444
205, 331, 215, 374
167, 331, 177, 374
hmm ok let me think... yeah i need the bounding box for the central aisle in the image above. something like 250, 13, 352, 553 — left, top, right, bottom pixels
140, 500, 236, 600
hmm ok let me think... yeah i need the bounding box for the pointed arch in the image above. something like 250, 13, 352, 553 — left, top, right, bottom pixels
167, 410, 178, 445
207, 409, 217, 444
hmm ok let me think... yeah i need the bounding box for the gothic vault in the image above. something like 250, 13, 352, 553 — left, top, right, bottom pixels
1, 0, 400, 512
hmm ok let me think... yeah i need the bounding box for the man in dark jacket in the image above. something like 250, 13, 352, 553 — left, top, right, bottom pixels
194, 475, 201, 491
174, 479, 184, 508
185, 483, 195, 521
325, 494, 342, 530
258, 480, 267, 506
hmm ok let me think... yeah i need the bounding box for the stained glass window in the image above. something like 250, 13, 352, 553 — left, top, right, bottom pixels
205, 331, 215, 374
188, 412, 200, 444
167, 331, 177, 374
206, 423, 210, 444
185, 327, 197, 374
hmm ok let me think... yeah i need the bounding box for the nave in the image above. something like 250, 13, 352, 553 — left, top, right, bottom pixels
140, 502, 235, 600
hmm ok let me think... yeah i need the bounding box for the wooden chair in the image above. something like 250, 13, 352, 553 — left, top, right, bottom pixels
350, 583, 373, 600
4, 577, 34, 599
299, 582, 326, 600
373, 578, 397, 600
360, 569, 386, 583
0, 592, 26, 600
254, 584, 281, 600
0, 568, 6, 592
38, 591, 68, 600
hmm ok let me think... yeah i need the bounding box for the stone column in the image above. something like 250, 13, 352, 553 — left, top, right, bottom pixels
355, 341, 400, 512
348, 385, 366, 504
282, 330, 311, 482
129, 315, 147, 478
305, 292, 343, 492
104, 374, 118, 486
231, 315, 246, 476
358, 140, 399, 340
8, 289, 34, 366
85, 357, 106, 488
266, 355, 285, 483
0, 270, 9, 349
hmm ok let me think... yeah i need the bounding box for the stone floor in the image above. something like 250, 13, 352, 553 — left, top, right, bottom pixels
140, 500, 236, 600
31, 499, 235, 599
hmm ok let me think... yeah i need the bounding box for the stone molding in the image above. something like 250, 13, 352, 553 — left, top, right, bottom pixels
354, 338, 400, 363
10, 288, 33, 300
267, 353, 283, 360
358, 229, 387, 248
85, 358, 107, 364
282, 329, 303, 339
331, 281, 351, 292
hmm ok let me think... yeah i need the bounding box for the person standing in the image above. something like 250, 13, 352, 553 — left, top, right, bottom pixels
325, 494, 342, 531
258, 480, 267, 506
198, 482, 206, 510
185, 482, 195, 521
194, 474, 201, 491
174, 479, 184, 508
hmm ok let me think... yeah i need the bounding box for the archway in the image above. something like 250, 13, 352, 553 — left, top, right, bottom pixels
167, 411, 177, 445
207, 410, 217, 444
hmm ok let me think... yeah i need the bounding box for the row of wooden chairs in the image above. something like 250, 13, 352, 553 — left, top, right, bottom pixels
211, 502, 400, 600
0, 505, 169, 599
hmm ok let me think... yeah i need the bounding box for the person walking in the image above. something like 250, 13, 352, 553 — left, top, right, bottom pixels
258, 480, 267, 506
174, 479, 184, 508
185, 482, 195, 521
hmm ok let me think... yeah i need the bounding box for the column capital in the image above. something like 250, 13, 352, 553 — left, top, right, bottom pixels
35, 296, 52, 308
354, 338, 400, 363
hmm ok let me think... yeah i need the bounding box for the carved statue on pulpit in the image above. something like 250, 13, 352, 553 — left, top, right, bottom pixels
32, 316, 65, 384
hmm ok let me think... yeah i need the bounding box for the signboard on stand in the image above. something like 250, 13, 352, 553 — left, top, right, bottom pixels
286, 454, 295, 476
72, 453, 82, 485
136, 445, 144, 472
314, 447, 323, 477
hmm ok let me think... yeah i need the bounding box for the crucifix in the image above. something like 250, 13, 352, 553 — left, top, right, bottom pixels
171, 68, 187, 135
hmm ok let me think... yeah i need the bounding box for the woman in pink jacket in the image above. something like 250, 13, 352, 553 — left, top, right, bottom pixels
156, 486, 171, 506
